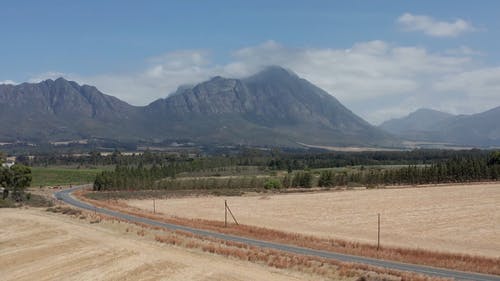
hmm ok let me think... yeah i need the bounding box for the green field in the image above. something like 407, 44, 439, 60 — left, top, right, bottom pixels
30, 167, 109, 187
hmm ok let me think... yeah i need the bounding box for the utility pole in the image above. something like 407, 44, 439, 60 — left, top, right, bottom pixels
377, 213, 380, 251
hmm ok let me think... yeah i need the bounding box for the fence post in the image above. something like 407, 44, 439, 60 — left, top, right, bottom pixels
377, 213, 380, 251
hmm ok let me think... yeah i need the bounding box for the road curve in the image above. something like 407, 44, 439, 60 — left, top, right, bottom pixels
55, 186, 500, 281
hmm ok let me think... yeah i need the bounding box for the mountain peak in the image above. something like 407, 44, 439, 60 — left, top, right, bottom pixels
54, 77, 68, 82
411, 108, 450, 116
262, 65, 295, 74
245, 65, 298, 82
37, 77, 69, 84
379, 108, 455, 136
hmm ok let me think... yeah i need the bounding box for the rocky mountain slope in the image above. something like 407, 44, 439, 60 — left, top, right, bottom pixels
0, 66, 397, 147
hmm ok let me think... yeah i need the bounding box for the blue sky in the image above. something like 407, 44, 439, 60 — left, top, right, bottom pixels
1, 0, 500, 124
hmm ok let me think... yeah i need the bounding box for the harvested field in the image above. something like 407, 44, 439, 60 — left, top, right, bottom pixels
0, 209, 341, 281
125, 183, 500, 257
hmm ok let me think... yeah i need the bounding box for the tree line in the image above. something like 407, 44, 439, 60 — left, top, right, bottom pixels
267, 149, 493, 170
317, 155, 500, 188
17, 148, 494, 170
93, 151, 500, 191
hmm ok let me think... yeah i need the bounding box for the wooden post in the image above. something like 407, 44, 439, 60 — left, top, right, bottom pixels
377, 213, 380, 251
224, 200, 227, 227
153, 198, 156, 214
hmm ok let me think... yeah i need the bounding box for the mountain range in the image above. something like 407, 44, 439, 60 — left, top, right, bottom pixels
0, 66, 397, 147
379, 107, 500, 147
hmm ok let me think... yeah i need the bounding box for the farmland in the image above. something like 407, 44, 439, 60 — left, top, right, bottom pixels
30, 166, 109, 187
0, 208, 342, 281
124, 183, 500, 257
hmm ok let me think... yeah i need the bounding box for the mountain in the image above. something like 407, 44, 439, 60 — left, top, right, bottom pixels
379, 108, 455, 135
436, 106, 500, 146
0, 67, 397, 147
143, 66, 396, 146
379, 107, 500, 147
0, 78, 146, 141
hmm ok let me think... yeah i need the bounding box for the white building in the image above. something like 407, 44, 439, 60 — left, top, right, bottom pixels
2, 158, 15, 168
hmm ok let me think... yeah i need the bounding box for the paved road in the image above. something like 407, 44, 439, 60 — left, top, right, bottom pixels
55, 186, 500, 281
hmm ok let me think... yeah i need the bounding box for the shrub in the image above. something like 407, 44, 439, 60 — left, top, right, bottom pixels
292, 172, 313, 188
264, 179, 282, 189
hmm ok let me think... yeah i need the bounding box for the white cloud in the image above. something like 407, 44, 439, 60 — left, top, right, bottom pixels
445, 46, 483, 56
28, 72, 68, 83
27, 40, 500, 125
0, 80, 17, 85
433, 67, 500, 98
397, 13, 476, 37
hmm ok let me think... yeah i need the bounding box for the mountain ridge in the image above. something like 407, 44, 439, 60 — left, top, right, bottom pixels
0, 66, 396, 147
379, 108, 455, 134
379, 107, 500, 146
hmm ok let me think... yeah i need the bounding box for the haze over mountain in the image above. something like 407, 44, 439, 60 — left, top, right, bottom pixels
380, 107, 500, 147
0, 66, 397, 147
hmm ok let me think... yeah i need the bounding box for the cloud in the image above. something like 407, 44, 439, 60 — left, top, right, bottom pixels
29, 72, 68, 83
445, 46, 483, 56
27, 40, 500, 125
28, 51, 221, 106
0, 80, 17, 85
397, 13, 476, 37
433, 67, 500, 98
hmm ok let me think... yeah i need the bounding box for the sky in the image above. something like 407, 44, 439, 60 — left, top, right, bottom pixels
1, 0, 500, 124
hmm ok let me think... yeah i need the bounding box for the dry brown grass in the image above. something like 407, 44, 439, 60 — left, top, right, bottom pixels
3, 209, 338, 281
152, 229, 450, 281
46, 206, 82, 216
76, 190, 500, 276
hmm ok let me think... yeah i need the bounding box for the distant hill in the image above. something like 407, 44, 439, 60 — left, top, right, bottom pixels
379, 108, 455, 135
0, 66, 398, 147
379, 107, 500, 147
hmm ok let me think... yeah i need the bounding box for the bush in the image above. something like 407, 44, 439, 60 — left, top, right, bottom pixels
264, 179, 282, 189
318, 170, 334, 187
291, 172, 313, 188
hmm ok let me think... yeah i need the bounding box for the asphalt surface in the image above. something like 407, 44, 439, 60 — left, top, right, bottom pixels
55, 186, 500, 281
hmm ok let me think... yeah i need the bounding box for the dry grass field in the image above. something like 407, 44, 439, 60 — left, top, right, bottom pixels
0, 208, 344, 281
125, 183, 500, 257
